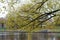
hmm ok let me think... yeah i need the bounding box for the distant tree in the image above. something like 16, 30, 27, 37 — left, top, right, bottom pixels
0, 18, 5, 28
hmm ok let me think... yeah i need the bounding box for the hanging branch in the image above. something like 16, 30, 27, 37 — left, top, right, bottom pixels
20, 0, 48, 27
35, 0, 48, 11
23, 0, 48, 12
36, 14, 56, 28
22, 9, 60, 27
35, 9, 60, 28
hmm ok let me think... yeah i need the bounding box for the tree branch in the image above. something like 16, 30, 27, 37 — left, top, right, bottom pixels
22, 9, 60, 27
23, 0, 48, 12
36, 14, 56, 28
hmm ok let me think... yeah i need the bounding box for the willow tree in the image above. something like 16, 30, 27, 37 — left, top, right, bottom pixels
6, 0, 60, 32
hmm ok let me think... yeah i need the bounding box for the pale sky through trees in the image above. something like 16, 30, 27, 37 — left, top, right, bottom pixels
0, 0, 31, 18
0, 0, 60, 18
0, 2, 8, 18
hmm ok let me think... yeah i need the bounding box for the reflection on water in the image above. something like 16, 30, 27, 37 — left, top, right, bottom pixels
0, 31, 60, 40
